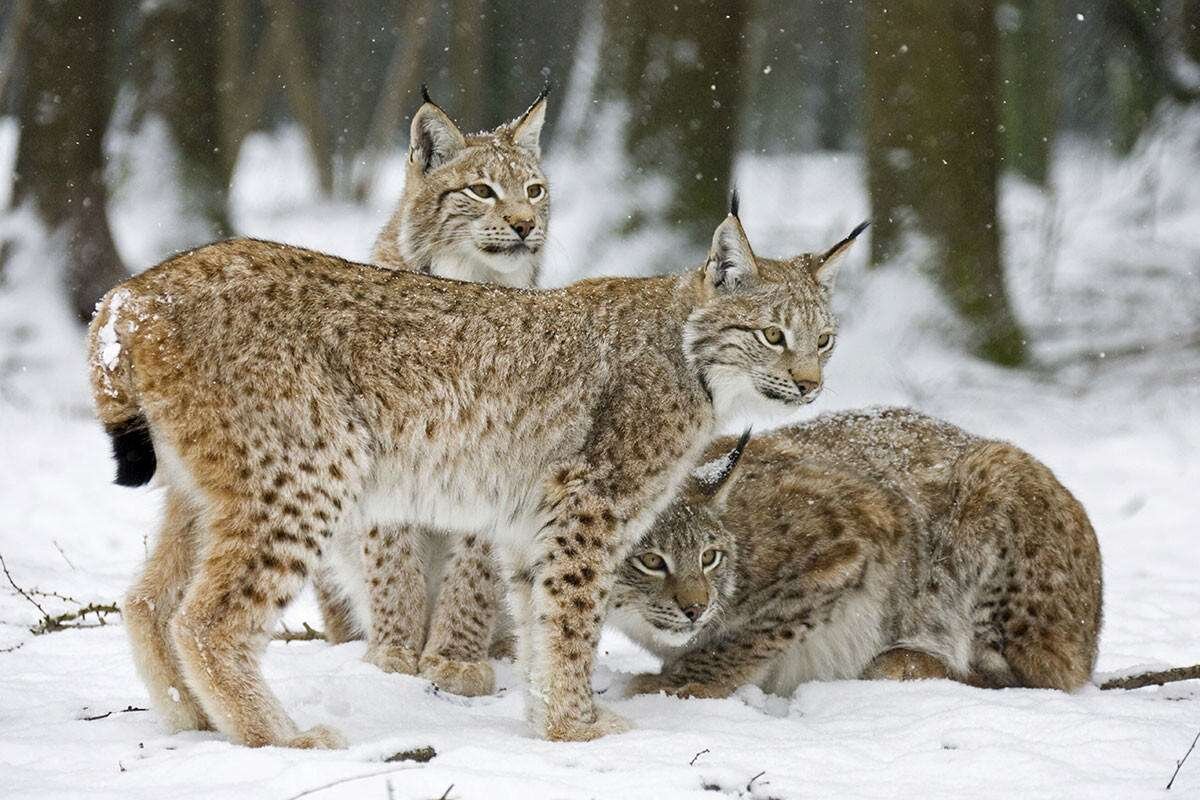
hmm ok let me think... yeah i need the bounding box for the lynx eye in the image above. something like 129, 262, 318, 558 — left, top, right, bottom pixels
527, 183, 545, 200
817, 332, 834, 352
634, 552, 667, 573
701, 549, 723, 570
466, 183, 495, 200
761, 326, 785, 346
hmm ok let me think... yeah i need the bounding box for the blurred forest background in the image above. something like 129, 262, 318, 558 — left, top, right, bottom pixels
0, 0, 1197, 367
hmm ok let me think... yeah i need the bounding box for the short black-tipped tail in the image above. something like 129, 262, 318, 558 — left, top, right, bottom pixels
108, 415, 157, 487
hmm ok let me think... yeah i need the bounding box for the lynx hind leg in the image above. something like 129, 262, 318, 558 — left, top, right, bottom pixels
419, 533, 501, 696
167, 420, 363, 749
122, 487, 211, 732
314, 570, 361, 645
962, 443, 1102, 691
362, 524, 427, 676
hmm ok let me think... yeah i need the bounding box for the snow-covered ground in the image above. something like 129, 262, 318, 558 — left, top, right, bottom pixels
1, 110, 1198, 799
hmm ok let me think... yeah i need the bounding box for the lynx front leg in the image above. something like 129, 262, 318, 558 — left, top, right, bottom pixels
524, 493, 631, 742
627, 616, 799, 699
363, 524, 427, 676
313, 570, 361, 645
419, 533, 502, 696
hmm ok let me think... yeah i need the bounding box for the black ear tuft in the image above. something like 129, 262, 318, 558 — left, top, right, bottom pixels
108, 415, 157, 487
536, 80, 552, 103
696, 428, 752, 496
421, 83, 433, 105
821, 220, 870, 263
729, 189, 740, 218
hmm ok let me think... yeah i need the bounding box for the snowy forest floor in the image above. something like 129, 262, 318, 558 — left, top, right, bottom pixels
1, 111, 1199, 799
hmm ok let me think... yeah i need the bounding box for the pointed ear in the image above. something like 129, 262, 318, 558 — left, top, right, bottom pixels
692, 429, 751, 509
509, 85, 549, 157
811, 220, 869, 292
409, 92, 466, 172
703, 206, 757, 293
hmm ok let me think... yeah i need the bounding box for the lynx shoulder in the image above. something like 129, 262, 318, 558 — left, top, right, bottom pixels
614, 407, 1103, 698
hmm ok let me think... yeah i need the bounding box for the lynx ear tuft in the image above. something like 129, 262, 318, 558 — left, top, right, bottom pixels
729, 188, 740, 218
410, 98, 466, 172
420, 83, 433, 105
509, 85, 550, 157
703, 213, 757, 293
812, 220, 869, 291
693, 429, 751, 507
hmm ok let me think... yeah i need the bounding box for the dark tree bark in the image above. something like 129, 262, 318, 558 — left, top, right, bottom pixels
866, 0, 1027, 366
599, 0, 749, 251
449, 0, 486, 132
999, 0, 1058, 184
136, 0, 233, 238
11, 0, 126, 322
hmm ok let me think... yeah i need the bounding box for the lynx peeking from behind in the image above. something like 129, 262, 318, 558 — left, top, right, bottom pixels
313, 89, 550, 696
89, 193, 865, 747
612, 407, 1102, 699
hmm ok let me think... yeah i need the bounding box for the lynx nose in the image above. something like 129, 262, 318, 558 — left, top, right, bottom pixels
789, 368, 820, 396
681, 604, 705, 622
508, 217, 535, 239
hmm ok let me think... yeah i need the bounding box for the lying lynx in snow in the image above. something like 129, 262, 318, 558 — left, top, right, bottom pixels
612, 408, 1103, 698
312, 89, 549, 696
89, 194, 866, 747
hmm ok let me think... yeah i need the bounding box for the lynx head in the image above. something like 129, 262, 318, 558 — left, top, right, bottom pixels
683, 196, 868, 417
610, 432, 751, 646
391, 87, 550, 287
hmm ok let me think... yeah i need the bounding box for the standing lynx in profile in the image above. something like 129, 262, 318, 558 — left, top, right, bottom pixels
89, 192, 867, 747
611, 407, 1103, 699
312, 89, 549, 696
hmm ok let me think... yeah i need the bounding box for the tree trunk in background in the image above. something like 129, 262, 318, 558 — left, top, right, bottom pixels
137, 1, 232, 239
866, 0, 1027, 366
450, 0, 486, 131
1187, 0, 1200, 62
12, 0, 125, 322
600, 0, 748, 251
999, 0, 1058, 184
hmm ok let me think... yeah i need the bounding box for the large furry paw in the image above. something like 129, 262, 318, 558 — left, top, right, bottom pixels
287, 724, 348, 750
862, 648, 951, 681
544, 705, 632, 742
419, 653, 496, 697
364, 644, 420, 675
626, 673, 728, 699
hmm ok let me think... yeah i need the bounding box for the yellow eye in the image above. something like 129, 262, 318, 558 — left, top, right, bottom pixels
817, 333, 834, 351
636, 552, 666, 572
701, 549, 722, 569
467, 183, 494, 199
762, 326, 784, 346
527, 184, 545, 200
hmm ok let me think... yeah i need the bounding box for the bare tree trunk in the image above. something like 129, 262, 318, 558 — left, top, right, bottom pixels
999, 0, 1058, 184
266, 1, 334, 195
354, 0, 435, 202
450, 0, 486, 131
12, 0, 125, 322
866, 0, 1026, 366
136, 0, 232, 239
600, 0, 749, 252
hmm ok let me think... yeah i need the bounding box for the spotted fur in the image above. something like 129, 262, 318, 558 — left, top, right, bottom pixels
87, 207, 863, 747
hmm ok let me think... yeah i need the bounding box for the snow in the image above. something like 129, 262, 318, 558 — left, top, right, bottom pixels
2, 107, 1199, 798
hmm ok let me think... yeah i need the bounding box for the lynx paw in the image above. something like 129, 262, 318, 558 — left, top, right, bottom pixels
287, 724, 348, 750
626, 673, 727, 699
862, 647, 951, 681
159, 687, 213, 732
544, 705, 632, 742
419, 653, 496, 696
365, 644, 420, 675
